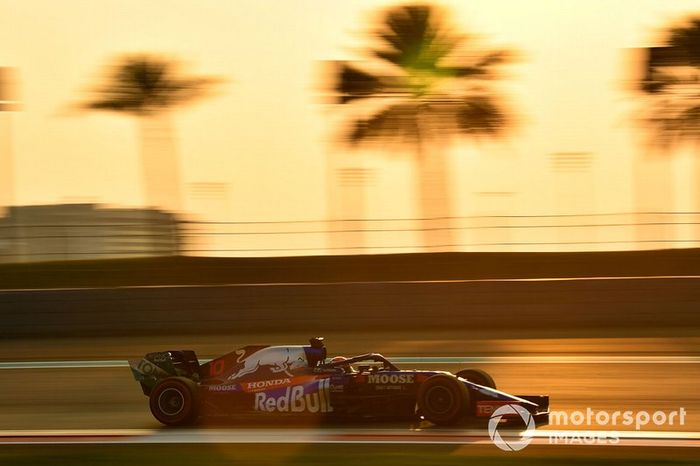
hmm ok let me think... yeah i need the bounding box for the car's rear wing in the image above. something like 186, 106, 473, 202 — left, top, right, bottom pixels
129, 350, 200, 396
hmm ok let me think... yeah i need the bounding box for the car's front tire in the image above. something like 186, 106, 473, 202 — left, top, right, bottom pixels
417, 374, 469, 426
149, 377, 199, 426
456, 369, 497, 389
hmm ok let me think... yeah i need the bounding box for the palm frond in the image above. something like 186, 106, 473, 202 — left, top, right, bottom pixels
639, 18, 700, 143
336, 63, 386, 104
84, 55, 217, 115
348, 103, 419, 146
375, 5, 457, 71
332, 3, 514, 144
676, 104, 700, 140
457, 95, 508, 135
669, 19, 700, 67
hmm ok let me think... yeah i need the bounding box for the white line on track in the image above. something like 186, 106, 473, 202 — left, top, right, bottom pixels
2, 275, 700, 293
0, 428, 699, 447
1, 355, 699, 370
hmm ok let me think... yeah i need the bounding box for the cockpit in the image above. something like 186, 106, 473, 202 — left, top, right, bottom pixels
319, 353, 399, 374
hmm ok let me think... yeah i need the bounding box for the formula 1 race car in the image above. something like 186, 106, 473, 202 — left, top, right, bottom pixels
129, 337, 550, 427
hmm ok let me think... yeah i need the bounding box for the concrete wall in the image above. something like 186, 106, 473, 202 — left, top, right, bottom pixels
1, 278, 698, 338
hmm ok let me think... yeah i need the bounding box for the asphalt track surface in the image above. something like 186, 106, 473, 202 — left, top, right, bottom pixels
1, 359, 698, 432
1, 277, 698, 453
1, 428, 700, 448
4, 274, 700, 292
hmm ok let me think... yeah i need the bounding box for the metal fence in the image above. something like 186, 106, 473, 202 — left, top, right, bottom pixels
1, 211, 699, 261
181, 211, 700, 256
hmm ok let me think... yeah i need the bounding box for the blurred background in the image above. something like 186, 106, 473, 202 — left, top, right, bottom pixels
2, 0, 700, 260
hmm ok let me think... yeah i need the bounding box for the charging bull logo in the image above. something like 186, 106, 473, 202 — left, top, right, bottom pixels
227, 346, 308, 381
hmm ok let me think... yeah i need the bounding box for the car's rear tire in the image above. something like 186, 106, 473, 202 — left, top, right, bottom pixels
417, 374, 469, 426
456, 369, 497, 389
149, 377, 199, 426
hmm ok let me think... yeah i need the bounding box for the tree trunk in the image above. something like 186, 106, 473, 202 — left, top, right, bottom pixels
415, 133, 453, 251
633, 149, 674, 249
0, 112, 14, 214
138, 114, 183, 213
695, 143, 700, 248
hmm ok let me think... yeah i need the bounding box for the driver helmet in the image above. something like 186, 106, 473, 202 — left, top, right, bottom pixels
330, 356, 355, 373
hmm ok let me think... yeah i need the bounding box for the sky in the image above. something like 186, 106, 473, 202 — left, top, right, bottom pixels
2, 0, 700, 254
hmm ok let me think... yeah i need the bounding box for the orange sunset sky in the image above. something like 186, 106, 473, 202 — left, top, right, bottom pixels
2, 0, 700, 254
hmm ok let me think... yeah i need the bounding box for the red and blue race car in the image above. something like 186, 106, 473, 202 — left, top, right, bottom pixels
129, 337, 550, 427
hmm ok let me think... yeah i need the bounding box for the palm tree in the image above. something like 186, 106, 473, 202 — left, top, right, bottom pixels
83, 55, 217, 213
638, 17, 700, 244
640, 18, 700, 144
331, 4, 514, 250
